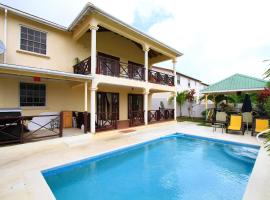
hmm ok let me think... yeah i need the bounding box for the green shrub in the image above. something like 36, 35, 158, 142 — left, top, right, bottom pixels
264, 97, 270, 117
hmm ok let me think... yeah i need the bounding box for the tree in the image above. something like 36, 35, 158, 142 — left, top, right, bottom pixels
200, 93, 257, 108
168, 91, 188, 117
256, 88, 270, 117
263, 67, 270, 153
160, 101, 165, 110
186, 89, 196, 117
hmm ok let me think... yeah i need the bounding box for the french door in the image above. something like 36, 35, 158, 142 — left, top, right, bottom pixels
96, 92, 119, 130
128, 94, 144, 126
97, 52, 120, 76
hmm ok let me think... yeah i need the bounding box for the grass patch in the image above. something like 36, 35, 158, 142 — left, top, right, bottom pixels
177, 116, 211, 127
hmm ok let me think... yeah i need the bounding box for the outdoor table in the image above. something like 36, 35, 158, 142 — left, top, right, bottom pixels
212, 122, 225, 133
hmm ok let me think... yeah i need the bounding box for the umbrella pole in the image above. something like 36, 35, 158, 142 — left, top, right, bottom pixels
246, 122, 248, 134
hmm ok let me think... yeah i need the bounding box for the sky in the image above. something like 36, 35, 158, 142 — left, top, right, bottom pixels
1, 0, 270, 84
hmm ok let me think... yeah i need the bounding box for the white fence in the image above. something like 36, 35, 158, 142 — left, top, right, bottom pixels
151, 96, 214, 118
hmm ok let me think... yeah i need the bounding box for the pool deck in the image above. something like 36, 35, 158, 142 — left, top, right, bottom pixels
0, 121, 269, 200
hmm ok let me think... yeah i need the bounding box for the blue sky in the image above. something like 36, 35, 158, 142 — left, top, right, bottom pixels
1, 0, 270, 84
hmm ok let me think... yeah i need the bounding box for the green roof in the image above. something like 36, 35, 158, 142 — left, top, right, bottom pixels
201, 73, 267, 94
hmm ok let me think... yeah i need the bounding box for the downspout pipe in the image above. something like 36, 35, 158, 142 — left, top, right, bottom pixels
3, 8, 7, 63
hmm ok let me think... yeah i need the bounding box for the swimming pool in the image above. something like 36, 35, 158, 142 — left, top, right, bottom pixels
42, 134, 259, 200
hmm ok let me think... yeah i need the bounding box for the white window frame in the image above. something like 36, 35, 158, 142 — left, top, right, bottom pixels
19, 24, 48, 56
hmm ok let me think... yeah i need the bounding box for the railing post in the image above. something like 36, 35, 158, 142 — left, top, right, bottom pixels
59, 112, 63, 137
144, 89, 149, 125
20, 117, 24, 143
83, 111, 88, 133
114, 112, 117, 129
157, 110, 161, 121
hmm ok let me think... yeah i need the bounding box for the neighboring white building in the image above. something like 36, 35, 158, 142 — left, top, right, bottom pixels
151, 66, 209, 118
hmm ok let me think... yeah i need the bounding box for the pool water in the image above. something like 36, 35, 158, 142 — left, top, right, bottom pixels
43, 134, 259, 200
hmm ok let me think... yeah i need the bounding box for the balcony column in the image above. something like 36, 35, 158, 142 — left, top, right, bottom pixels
143, 45, 150, 82
90, 85, 97, 134
172, 59, 177, 120
90, 25, 99, 75
144, 89, 149, 125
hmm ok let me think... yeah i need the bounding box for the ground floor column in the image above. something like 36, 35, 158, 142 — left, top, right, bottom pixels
90, 87, 96, 134
144, 90, 149, 125
84, 82, 88, 111
84, 82, 88, 133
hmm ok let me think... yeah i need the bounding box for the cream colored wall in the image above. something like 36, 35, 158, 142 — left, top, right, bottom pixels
5, 13, 89, 72
4, 13, 146, 71
0, 74, 163, 120
0, 76, 86, 116
79, 31, 144, 64
0, 10, 4, 63
0, 10, 4, 42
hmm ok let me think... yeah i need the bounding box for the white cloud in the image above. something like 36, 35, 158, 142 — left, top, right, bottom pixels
2, 0, 270, 84
146, 0, 270, 83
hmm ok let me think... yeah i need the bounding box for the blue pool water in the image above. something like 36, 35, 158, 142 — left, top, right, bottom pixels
43, 134, 259, 200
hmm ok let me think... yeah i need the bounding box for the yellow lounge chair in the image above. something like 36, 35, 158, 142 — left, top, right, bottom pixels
251, 118, 269, 136
226, 115, 244, 135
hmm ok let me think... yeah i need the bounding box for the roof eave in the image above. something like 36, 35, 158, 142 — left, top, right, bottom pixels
0, 3, 67, 31
68, 4, 183, 57
200, 88, 266, 94
0, 63, 93, 81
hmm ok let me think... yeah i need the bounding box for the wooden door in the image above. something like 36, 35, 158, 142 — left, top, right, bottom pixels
63, 111, 72, 128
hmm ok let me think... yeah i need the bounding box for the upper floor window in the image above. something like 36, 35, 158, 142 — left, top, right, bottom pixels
177, 75, 180, 85
20, 26, 47, 55
188, 79, 191, 87
20, 83, 46, 107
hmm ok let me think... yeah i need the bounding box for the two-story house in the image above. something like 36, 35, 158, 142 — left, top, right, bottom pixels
151, 66, 208, 117
0, 2, 182, 142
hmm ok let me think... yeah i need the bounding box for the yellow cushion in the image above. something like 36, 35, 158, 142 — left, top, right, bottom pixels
228, 125, 241, 130
228, 115, 242, 130
255, 119, 269, 133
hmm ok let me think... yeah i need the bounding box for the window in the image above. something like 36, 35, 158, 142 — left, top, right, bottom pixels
177, 75, 180, 85
20, 26, 47, 55
20, 83, 46, 106
188, 79, 191, 87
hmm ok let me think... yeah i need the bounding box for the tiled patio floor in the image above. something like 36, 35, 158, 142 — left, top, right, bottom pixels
0, 121, 269, 200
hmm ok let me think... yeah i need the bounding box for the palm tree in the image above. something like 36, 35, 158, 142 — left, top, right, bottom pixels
169, 91, 188, 117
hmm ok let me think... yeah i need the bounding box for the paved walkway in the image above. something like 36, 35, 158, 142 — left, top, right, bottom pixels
0, 121, 269, 200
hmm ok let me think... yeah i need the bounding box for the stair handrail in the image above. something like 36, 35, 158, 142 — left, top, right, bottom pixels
256, 128, 270, 143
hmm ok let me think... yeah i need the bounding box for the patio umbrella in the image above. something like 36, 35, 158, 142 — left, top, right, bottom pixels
241, 94, 252, 112
242, 94, 252, 134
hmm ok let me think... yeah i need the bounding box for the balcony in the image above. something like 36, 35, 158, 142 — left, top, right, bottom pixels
73, 54, 174, 86
148, 69, 174, 86
73, 55, 145, 81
